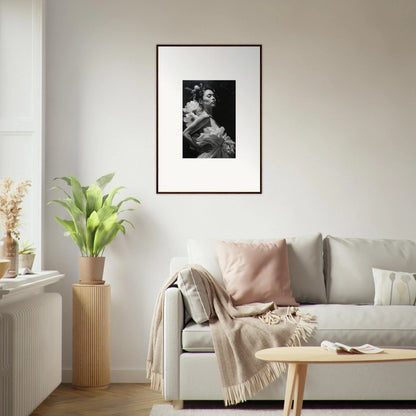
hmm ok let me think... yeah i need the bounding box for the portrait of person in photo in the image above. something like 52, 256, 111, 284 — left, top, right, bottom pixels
182, 80, 236, 158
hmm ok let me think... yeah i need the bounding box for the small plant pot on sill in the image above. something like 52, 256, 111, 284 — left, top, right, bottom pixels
79, 256, 105, 285
19, 253, 36, 271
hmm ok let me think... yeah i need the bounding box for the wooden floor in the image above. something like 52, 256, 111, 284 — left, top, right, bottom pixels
31, 383, 416, 415
31, 384, 168, 416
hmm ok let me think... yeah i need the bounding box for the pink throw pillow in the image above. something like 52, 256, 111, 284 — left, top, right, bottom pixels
215, 240, 298, 306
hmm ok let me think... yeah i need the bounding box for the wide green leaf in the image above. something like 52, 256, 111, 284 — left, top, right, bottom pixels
105, 223, 124, 246
69, 176, 87, 213
93, 213, 118, 255
49, 199, 73, 216
70, 232, 85, 253
55, 217, 76, 233
103, 186, 125, 208
97, 205, 117, 222
55, 216, 84, 252
64, 198, 88, 255
96, 173, 115, 190
99, 222, 128, 251
87, 211, 100, 231
86, 211, 100, 255
86, 184, 103, 217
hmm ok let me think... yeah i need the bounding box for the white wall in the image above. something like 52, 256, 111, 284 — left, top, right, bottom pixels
45, 0, 416, 381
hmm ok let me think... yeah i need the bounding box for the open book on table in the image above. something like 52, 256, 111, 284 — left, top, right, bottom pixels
321, 340, 384, 354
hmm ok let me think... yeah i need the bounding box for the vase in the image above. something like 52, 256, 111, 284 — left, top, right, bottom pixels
0, 231, 19, 278
78, 256, 105, 284
0, 260, 10, 279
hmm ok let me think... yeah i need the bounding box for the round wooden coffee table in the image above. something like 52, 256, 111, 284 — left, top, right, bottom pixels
255, 346, 416, 416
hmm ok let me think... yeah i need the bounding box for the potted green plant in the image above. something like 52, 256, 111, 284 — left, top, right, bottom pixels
50, 173, 140, 284
19, 241, 36, 271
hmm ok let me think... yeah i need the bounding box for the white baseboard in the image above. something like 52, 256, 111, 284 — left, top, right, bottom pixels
62, 369, 147, 383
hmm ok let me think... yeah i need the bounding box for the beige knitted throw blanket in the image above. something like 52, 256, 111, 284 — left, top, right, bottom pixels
147, 265, 316, 406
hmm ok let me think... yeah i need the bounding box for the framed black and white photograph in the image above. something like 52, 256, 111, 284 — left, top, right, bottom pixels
157, 45, 262, 193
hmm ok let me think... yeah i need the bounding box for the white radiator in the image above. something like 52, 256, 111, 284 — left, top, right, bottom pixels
0, 292, 62, 416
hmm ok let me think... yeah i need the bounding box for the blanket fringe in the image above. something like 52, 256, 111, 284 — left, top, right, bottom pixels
223, 361, 286, 406
221, 308, 317, 406
258, 307, 316, 348
286, 310, 317, 347
146, 360, 163, 393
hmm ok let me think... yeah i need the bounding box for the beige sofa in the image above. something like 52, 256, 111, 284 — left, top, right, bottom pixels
163, 234, 416, 403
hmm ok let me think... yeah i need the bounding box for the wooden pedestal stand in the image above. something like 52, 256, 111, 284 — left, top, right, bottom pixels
72, 283, 111, 389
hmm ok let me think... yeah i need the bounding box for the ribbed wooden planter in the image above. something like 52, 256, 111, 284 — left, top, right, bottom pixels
72, 284, 111, 389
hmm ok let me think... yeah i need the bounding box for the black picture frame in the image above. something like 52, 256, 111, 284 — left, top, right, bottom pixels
156, 44, 262, 194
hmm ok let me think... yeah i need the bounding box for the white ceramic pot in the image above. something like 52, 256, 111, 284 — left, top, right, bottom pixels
19, 253, 35, 271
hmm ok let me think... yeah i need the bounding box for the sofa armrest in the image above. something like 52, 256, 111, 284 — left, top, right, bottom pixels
163, 286, 184, 400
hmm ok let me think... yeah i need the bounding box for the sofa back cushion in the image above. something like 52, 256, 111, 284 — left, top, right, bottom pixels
324, 236, 416, 304
187, 233, 326, 304
286, 234, 326, 304
187, 239, 225, 285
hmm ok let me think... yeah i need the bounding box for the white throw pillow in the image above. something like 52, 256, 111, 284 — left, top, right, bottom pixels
372, 268, 416, 305
177, 267, 211, 324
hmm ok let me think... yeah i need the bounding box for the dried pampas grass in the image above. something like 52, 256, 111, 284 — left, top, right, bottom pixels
0, 178, 32, 239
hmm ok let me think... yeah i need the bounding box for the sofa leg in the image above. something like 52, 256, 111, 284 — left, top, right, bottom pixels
172, 400, 184, 409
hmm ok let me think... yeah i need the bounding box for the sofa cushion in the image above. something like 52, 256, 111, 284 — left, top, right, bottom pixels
182, 321, 213, 352
302, 304, 416, 348
216, 240, 297, 306
187, 233, 326, 304
182, 304, 416, 352
324, 236, 416, 304
372, 268, 416, 305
